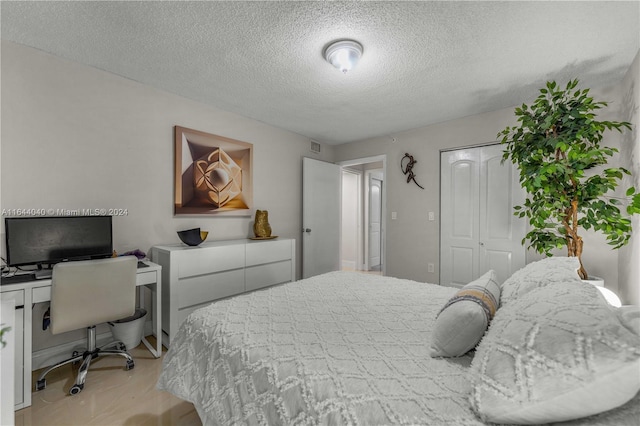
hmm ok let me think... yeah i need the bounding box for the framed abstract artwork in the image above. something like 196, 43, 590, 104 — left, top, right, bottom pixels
174, 126, 253, 216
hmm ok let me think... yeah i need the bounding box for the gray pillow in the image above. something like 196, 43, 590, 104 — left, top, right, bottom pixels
470, 280, 640, 424
430, 270, 500, 357
500, 256, 581, 306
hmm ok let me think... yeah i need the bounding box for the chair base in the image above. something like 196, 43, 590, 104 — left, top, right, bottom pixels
36, 325, 134, 395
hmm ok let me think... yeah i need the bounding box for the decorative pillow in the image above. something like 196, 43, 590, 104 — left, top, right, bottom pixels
470, 280, 640, 425
430, 270, 500, 357
500, 256, 581, 306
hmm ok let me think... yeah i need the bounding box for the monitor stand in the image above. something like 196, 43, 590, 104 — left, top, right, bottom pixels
34, 267, 53, 280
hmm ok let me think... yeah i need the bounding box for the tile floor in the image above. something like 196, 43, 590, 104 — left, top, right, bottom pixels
14, 338, 200, 426
341, 267, 383, 276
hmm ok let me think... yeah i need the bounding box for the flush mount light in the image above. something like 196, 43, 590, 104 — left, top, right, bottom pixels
324, 40, 363, 73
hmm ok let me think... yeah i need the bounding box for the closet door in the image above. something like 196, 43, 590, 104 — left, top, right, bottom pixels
440, 145, 525, 287
478, 145, 526, 283
440, 149, 480, 287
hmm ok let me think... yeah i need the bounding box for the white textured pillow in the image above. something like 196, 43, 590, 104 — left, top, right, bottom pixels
470, 280, 640, 425
430, 270, 500, 357
500, 256, 581, 306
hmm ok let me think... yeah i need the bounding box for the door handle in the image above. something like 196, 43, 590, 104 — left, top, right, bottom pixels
303, 228, 311, 233
479, 242, 485, 246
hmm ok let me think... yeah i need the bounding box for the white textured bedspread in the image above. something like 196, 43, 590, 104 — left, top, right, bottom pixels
158, 272, 479, 425
157, 271, 640, 425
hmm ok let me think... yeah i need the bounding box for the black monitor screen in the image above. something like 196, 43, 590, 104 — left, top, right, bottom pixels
5, 216, 113, 267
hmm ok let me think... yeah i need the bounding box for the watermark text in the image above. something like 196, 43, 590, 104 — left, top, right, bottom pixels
2, 208, 129, 217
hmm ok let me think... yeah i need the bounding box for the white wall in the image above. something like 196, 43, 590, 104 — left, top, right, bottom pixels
335, 107, 518, 283
334, 72, 635, 299
618, 50, 640, 305
1, 41, 335, 282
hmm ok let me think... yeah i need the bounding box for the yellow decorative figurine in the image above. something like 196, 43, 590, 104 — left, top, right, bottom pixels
253, 210, 272, 238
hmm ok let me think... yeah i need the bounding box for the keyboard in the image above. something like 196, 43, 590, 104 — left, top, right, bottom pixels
1, 273, 37, 284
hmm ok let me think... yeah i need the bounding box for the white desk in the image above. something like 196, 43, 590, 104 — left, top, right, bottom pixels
0, 260, 162, 410
1, 299, 15, 425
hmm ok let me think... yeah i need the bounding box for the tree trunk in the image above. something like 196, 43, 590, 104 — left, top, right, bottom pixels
564, 199, 588, 280
574, 239, 588, 280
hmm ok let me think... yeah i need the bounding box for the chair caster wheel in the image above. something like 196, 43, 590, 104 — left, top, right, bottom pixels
126, 359, 135, 370
69, 384, 84, 395
36, 379, 46, 391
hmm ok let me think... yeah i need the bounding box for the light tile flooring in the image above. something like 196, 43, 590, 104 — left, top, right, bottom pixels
15, 338, 201, 426
341, 267, 382, 276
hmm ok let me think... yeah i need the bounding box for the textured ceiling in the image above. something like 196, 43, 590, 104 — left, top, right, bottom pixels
2, 1, 639, 145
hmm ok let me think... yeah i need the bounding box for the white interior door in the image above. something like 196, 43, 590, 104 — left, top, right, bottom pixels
368, 174, 382, 269
341, 170, 360, 271
440, 145, 525, 287
302, 157, 341, 279
479, 145, 527, 283
440, 149, 480, 287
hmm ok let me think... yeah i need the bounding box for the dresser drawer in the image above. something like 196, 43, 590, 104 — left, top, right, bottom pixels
178, 269, 244, 309
246, 239, 292, 267
176, 245, 245, 278
245, 260, 292, 292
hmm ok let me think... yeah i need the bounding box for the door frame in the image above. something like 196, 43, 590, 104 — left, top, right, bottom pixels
338, 155, 387, 276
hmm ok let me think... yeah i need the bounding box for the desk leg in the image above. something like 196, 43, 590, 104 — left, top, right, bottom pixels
23, 289, 33, 409
140, 281, 161, 358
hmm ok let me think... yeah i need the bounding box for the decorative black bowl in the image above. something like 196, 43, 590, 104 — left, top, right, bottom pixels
177, 228, 208, 246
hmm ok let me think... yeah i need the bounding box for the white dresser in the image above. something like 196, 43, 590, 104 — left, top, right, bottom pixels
151, 238, 295, 345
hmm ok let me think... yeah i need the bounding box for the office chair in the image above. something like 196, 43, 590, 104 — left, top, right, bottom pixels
36, 256, 137, 395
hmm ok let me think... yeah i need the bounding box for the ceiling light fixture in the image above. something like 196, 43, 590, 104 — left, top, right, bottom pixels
324, 40, 363, 74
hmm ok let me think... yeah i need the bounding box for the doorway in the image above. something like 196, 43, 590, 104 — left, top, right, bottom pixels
339, 156, 386, 275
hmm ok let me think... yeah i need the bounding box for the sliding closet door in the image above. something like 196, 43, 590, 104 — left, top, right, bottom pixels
440, 145, 525, 287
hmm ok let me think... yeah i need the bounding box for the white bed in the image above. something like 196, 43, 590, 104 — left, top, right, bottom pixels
157, 268, 640, 425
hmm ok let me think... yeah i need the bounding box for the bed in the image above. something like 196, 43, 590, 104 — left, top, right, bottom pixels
157, 258, 640, 425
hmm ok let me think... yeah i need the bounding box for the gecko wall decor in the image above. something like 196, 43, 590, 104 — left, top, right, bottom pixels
401, 153, 424, 189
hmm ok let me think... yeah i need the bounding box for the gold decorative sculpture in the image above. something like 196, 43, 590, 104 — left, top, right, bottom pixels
253, 210, 274, 239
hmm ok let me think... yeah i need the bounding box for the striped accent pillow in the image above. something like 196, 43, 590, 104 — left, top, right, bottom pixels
430, 270, 500, 357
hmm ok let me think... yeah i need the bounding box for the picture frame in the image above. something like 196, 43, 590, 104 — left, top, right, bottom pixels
174, 126, 253, 216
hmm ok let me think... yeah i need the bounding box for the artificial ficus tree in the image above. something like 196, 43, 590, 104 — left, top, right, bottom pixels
499, 79, 640, 280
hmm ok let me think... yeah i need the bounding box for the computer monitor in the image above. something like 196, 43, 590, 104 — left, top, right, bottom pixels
5, 216, 113, 277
